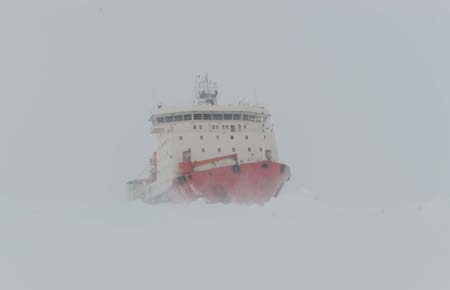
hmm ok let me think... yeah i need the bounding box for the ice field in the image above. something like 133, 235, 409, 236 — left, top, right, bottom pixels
1, 191, 449, 290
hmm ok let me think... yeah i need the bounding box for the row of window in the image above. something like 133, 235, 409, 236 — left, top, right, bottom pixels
179, 135, 249, 141
210, 124, 247, 130
153, 112, 262, 125
193, 124, 247, 132
196, 147, 263, 153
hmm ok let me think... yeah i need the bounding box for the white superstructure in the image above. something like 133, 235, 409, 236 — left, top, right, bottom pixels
147, 76, 280, 196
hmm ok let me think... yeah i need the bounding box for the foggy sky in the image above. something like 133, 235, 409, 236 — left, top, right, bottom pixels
1, 0, 449, 203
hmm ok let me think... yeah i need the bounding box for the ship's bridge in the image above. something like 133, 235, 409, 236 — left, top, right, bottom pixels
149, 105, 271, 133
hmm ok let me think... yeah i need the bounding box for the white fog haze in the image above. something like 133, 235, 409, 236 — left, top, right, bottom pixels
1, 0, 449, 289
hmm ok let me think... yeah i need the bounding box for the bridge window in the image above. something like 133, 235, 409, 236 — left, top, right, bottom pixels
203, 113, 211, 120
224, 114, 232, 120
156, 117, 164, 123
184, 114, 192, 120
164, 116, 173, 122
233, 114, 241, 120
174, 115, 183, 121
243, 114, 250, 121
213, 114, 223, 120
194, 113, 202, 120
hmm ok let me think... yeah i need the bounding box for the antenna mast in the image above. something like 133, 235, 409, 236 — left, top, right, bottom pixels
194, 73, 218, 105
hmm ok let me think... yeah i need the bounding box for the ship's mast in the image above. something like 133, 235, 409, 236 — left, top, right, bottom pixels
194, 74, 218, 105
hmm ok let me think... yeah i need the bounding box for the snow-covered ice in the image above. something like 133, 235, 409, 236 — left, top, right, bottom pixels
1, 191, 449, 290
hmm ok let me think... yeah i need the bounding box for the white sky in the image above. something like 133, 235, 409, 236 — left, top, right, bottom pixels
1, 0, 449, 203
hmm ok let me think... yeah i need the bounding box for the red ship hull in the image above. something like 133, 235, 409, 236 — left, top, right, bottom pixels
167, 161, 290, 204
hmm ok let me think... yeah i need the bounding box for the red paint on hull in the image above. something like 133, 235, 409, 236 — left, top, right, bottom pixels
169, 161, 290, 204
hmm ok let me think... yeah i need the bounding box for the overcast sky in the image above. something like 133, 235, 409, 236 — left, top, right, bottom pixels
1, 0, 449, 203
